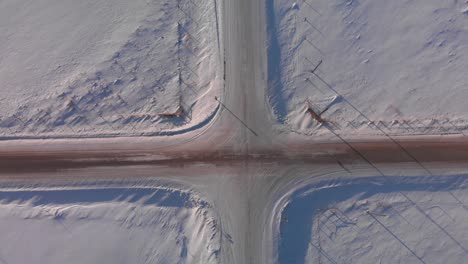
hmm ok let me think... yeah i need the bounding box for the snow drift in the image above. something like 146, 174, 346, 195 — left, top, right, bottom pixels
0, 185, 221, 263
0, 0, 222, 138
267, 0, 468, 137
276, 175, 468, 264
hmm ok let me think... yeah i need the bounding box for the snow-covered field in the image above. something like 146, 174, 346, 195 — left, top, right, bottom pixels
276, 174, 468, 263
265, 2, 468, 262
2, 0, 468, 263
0, 0, 222, 138
268, 0, 468, 136
0, 184, 220, 263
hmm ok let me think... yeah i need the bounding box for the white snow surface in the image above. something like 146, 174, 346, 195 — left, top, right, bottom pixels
268, 0, 468, 137
0, 0, 221, 138
2, 0, 468, 263
276, 174, 468, 264
0, 185, 220, 263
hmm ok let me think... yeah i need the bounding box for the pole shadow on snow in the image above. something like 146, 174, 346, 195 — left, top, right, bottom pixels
279, 174, 468, 264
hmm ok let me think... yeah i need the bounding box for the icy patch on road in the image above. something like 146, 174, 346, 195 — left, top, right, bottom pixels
0, 185, 220, 263
276, 175, 468, 264
268, 0, 468, 137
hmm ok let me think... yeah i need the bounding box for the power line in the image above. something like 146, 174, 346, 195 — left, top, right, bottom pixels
214, 97, 258, 136
310, 70, 433, 176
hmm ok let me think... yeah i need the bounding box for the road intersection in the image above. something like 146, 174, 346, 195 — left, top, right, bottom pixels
1, 0, 468, 263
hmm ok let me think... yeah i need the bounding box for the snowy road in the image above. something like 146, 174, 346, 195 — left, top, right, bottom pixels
2, 0, 468, 168
222, 0, 274, 152
1, 0, 468, 264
